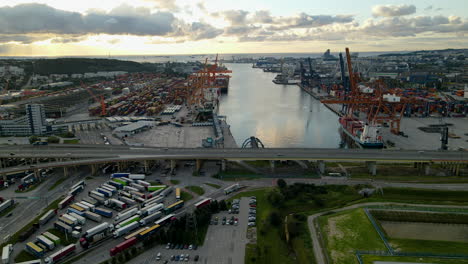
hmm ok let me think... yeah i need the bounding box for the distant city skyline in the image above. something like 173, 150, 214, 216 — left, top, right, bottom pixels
0, 0, 467, 56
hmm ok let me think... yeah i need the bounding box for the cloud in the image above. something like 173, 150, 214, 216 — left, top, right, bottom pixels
0, 35, 50, 44
51, 36, 88, 43
224, 25, 260, 36
424, 5, 433, 11
187, 22, 224, 40
0, 3, 177, 36
372, 4, 416, 17
143, 0, 180, 12
267, 13, 355, 30
251, 10, 273, 23
196, 2, 206, 12
213, 10, 249, 26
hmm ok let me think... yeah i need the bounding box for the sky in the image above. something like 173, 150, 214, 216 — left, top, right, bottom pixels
0, 0, 466, 56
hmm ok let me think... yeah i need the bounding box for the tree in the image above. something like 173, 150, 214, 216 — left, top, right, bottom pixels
267, 189, 284, 206
29, 136, 39, 144
277, 179, 287, 189
219, 200, 228, 211
269, 211, 282, 226
47, 136, 60, 143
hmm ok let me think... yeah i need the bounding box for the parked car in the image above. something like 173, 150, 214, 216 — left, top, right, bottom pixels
156, 252, 162, 261
166, 243, 171, 249
194, 255, 199, 261
248, 222, 256, 227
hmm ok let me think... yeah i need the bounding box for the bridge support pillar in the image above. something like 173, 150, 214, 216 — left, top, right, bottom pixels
90, 164, 97, 176
34, 169, 40, 181
0, 158, 3, 169
221, 160, 226, 172
317, 160, 325, 175
143, 160, 150, 174
171, 160, 177, 172
1, 173, 6, 181
366, 161, 377, 176
195, 159, 202, 172
455, 163, 460, 176
270, 160, 275, 173
424, 163, 431, 176
63, 167, 69, 177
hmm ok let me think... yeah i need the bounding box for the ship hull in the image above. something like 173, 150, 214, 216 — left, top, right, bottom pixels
340, 124, 384, 149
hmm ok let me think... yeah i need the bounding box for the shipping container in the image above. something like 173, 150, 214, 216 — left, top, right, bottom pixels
67, 208, 85, 217
116, 215, 140, 229
84, 211, 102, 222
54, 221, 72, 234
118, 196, 137, 206
69, 213, 86, 225
96, 188, 112, 198
62, 214, 78, 226
123, 186, 138, 193
58, 216, 75, 227
94, 207, 113, 218
143, 196, 164, 207
129, 183, 146, 192
113, 222, 139, 238
109, 237, 137, 256
136, 180, 150, 187
69, 204, 85, 213
75, 202, 90, 211
36, 235, 55, 250
39, 210, 55, 225
102, 184, 117, 193
129, 191, 145, 199
58, 196, 74, 209
118, 190, 133, 198
108, 180, 123, 189
129, 174, 145, 180
42, 232, 60, 246
25, 242, 44, 258
80, 201, 95, 211
111, 173, 130, 178
139, 211, 162, 226
44, 244, 76, 264
82, 197, 99, 206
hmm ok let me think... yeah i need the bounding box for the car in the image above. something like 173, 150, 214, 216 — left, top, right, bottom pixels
9, 153, 15, 156
177, 244, 182, 249
184, 244, 189, 249
250, 204, 257, 208
222, 219, 226, 225
249, 217, 256, 221
250, 196, 256, 199
156, 252, 162, 261
166, 243, 171, 249
185, 254, 190, 261
180, 254, 185, 260
194, 255, 199, 261
193, 245, 198, 250
163, 261, 168, 264
175, 255, 180, 261
171, 255, 175, 261
234, 220, 238, 226
6, 213, 12, 217
189, 244, 193, 250
248, 222, 256, 227
170, 244, 176, 249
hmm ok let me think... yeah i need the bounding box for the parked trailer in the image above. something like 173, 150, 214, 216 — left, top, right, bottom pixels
59, 216, 75, 227
130, 183, 146, 192
58, 196, 74, 209
115, 208, 139, 222
129, 174, 145, 180
45, 244, 76, 264
136, 180, 150, 187
69, 213, 86, 225
164, 200, 184, 214
107, 199, 127, 210
129, 191, 146, 199
111, 173, 130, 178
96, 188, 112, 198
39, 210, 55, 225
118, 190, 132, 198
102, 184, 117, 192
160, 186, 173, 197
139, 204, 163, 217
82, 222, 110, 239
42, 232, 61, 246
80, 222, 112, 248
118, 196, 137, 206
94, 207, 113, 218
116, 215, 140, 229
15, 260, 42, 264
75, 202, 90, 211
139, 211, 162, 226
101, 186, 116, 195
175, 188, 181, 200
123, 186, 138, 193
113, 221, 139, 238
195, 198, 212, 209
69, 204, 85, 213
155, 214, 175, 226
67, 208, 85, 217
124, 227, 148, 240
82, 197, 98, 206
80, 201, 95, 211
68, 185, 84, 196
110, 237, 137, 256
2, 244, 12, 264
70, 180, 85, 190
119, 177, 133, 185
143, 196, 164, 207
107, 180, 123, 189
89, 191, 106, 203
148, 185, 166, 192
134, 196, 145, 203
84, 211, 102, 222
25, 242, 44, 258
112, 178, 127, 186
36, 235, 55, 250
138, 224, 160, 239
54, 221, 72, 234
62, 214, 78, 226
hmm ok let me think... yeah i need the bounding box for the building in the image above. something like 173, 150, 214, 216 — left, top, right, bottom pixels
0, 104, 53, 136
113, 121, 155, 138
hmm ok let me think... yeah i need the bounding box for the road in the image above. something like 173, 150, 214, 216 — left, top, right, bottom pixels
307, 202, 468, 264
0, 145, 466, 174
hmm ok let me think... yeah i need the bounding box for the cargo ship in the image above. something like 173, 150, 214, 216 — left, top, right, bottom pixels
339, 117, 384, 148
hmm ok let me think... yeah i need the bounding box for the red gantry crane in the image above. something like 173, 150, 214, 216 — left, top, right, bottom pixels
81, 81, 106, 116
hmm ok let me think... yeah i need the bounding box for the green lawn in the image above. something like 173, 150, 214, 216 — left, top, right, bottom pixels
361, 255, 468, 264
170, 180, 180, 185
180, 191, 193, 201
186, 186, 205, 195
14, 250, 36, 263
389, 238, 468, 255
369, 188, 468, 205
204, 183, 221, 189
318, 208, 387, 264
63, 139, 80, 144
48, 177, 66, 191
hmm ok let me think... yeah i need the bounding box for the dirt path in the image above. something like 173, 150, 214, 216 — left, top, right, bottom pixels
307, 202, 468, 264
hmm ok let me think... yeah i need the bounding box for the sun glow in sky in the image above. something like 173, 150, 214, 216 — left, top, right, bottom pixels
0, 0, 466, 56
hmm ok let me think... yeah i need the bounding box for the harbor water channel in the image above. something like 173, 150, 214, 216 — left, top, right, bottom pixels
218, 63, 342, 148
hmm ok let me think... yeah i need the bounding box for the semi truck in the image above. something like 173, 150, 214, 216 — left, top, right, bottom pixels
112, 178, 127, 186
143, 196, 164, 207
113, 221, 139, 238
25, 242, 43, 258
155, 214, 175, 226
129, 183, 146, 192
118, 196, 137, 206
107, 180, 123, 189
89, 191, 106, 203
61, 214, 78, 226
159, 186, 173, 197
106, 199, 127, 210
75, 202, 90, 211
94, 207, 113, 218
42, 232, 60, 246
58, 196, 74, 209
82, 197, 99, 206
67, 208, 85, 217
1, 244, 12, 264
44, 244, 76, 264
36, 235, 55, 250
114, 208, 138, 222
69, 213, 86, 225
80, 222, 113, 248
68, 185, 84, 196
195, 198, 212, 209
139, 203, 163, 217
111, 173, 130, 178
136, 180, 150, 187
96, 188, 112, 198
123, 186, 138, 193
164, 200, 184, 214
115, 215, 140, 229
129, 174, 145, 180
109, 237, 137, 256
84, 211, 102, 222
139, 211, 162, 226
39, 210, 55, 225
80, 201, 96, 211
54, 221, 72, 234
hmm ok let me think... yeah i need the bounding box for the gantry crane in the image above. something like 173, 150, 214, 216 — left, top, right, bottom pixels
81, 81, 106, 116
321, 48, 411, 134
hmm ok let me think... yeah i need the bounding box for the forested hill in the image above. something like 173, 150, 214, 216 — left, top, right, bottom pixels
32, 58, 159, 75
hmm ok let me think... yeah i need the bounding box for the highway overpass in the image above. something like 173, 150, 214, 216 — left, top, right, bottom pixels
0, 145, 466, 176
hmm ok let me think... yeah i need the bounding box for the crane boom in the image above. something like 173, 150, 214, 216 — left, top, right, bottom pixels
81, 81, 106, 116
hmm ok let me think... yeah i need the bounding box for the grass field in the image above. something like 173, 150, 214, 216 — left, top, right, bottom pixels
204, 183, 221, 189
368, 187, 468, 205
361, 255, 468, 264
14, 250, 36, 263
48, 228, 78, 244
48, 177, 66, 191
318, 208, 387, 264
170, 180, 180, 185
389, 238, 468, 255
180, 191, 193, 201
186, 185, 205, 195
63, 139, 80, 144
